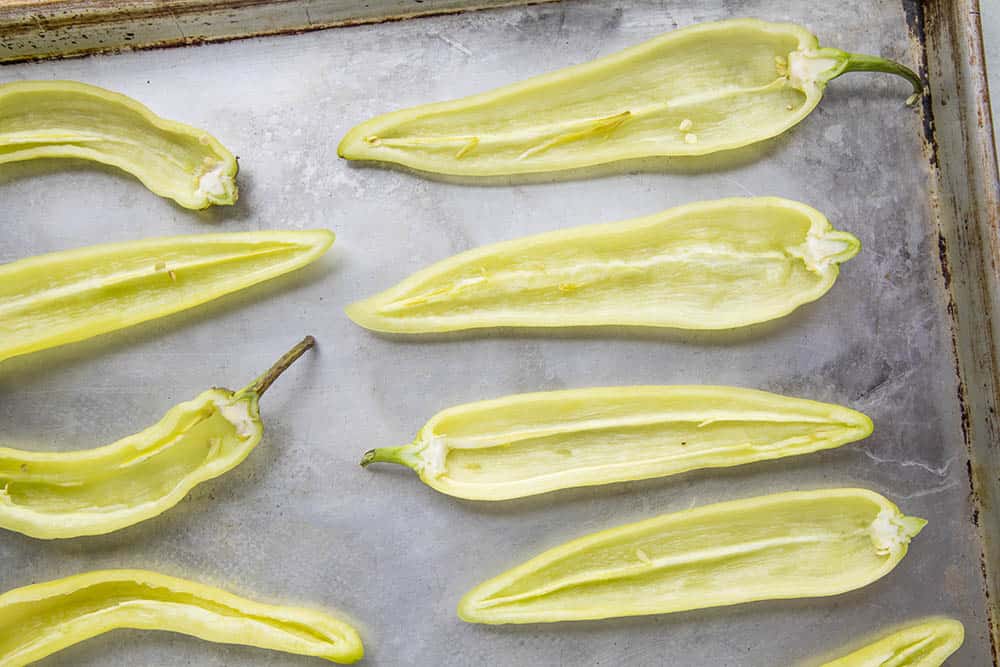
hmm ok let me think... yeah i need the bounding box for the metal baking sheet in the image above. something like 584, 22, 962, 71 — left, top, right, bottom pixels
0, 1, 995, 664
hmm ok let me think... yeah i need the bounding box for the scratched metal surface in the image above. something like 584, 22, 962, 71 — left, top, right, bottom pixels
0, 1, 992, 665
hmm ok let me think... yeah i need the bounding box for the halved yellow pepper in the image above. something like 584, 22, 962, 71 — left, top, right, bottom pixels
459, 488, 924, 624
339, 18, 921, 176
0, 230, 333, 364
362, 385, 873, 500
0, 569, 364, 665
346, 197, 859, 332
0, 337, 314, 539
0, 80, 238, 209
820, 617, 964, 666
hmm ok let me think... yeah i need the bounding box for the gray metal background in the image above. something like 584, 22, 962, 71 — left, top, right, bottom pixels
0, 1, 992, 665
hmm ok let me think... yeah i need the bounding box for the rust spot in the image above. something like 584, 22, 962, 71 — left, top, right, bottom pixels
968, 460, 979, 512
985, 557, 999, 666
938, 232, 953, 289
902, 0, 940, 169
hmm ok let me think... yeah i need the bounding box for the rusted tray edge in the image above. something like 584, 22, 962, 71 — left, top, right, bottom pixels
920, 0, 1000, 656
0, 0, 556, 65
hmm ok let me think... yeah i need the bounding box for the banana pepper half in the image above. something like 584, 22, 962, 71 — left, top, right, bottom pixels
347, 197, 859, 333
363, 385, 872, 500
459, 488, 925, 624
0, 569, 363, 665
0, 337, 314, 538
0, 80, 238, 209
339, 18, 922, 176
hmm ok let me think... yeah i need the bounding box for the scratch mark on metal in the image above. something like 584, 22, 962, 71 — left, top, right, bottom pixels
722, 176, 755, 197
892, 480, 960, 500
168, 8, 187, 41
860, 449, 957, 478
437, 33, 473, 56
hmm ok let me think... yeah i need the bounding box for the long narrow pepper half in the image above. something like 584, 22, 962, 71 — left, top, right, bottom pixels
0, 80, 238, 208
346, 197, 859, 332
362, 386, 873, 500
459, 488, 925, 624
0, 230, 333, 364
819, 617, 964, 666
0, 336, 315, 538
0, 569, 364, 665
339, 18, 922, 176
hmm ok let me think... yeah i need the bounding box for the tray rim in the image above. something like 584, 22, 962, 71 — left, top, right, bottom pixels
914, 0, 1000, 657
0, 0, 556, 65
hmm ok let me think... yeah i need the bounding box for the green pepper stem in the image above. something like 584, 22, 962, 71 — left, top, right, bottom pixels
830, 50, 923, 103
361, 446, 418, 469
244, 335, 316, 397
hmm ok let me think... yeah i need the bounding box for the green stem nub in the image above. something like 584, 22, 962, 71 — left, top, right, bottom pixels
360, 446, 415, 469
246, 335, 316, 397
838, 51, 924, 104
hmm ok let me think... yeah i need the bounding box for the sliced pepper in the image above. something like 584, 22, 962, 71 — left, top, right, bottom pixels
820, 617, 964, 666
0, 336, 314, 539
346, 197, 859, 333
0, 80, 238, 209
361, 385, 873, 500
0, 230, 333, 364
458, 488, 925, 624
338, 18, 922, 176
0, 569, 363, 665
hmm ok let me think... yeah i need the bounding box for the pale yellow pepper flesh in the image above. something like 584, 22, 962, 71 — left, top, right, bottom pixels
459, 488, 925, 624
339, 18, 922, 176
0, 230, 333, 364
819, 617, 964, 667
0, 80, 238, 209
362, 385, 873, 500
0, 337, 314, 539
0, 569, 364, 665
346, 197, 859, 332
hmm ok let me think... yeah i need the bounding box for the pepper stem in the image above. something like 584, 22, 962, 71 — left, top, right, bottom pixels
831, 50, 923, 104
361, 445, 419, 469
244, 335, 316, 397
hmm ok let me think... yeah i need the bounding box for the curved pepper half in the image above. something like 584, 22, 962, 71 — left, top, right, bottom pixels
459, 488, 925, 624
0, 80, 238, 209
820, 617, 964, 666
0, 336, 314, 538
0, 230, 333, 364
0, 569, 364, 665
346, 197, 859, 332
362, 385, 873, 500
339, 18, 922, 176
